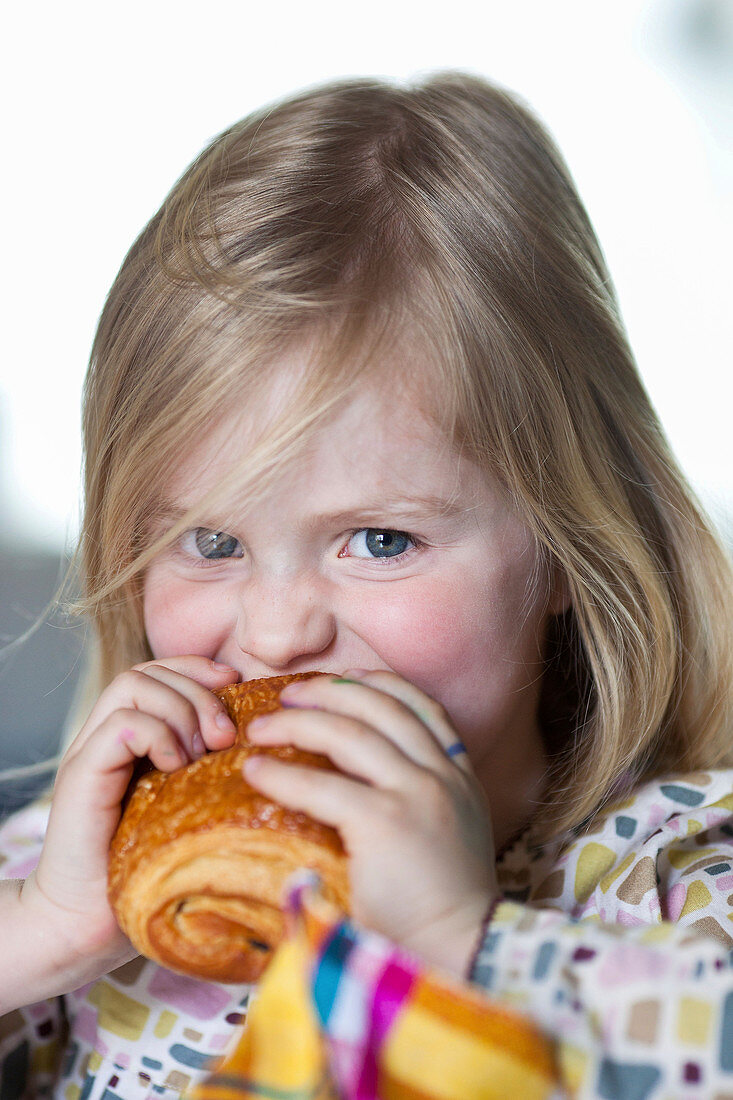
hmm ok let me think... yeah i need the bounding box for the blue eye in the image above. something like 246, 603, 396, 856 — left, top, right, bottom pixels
190, 528, 243, 560
346, 529, 415, 560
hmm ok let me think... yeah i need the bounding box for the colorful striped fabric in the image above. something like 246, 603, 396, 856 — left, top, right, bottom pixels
189, 875, 564, 1100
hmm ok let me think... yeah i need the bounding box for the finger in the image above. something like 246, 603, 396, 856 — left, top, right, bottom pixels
341, 670, 472, 770
80, 656, 238, 730
44, 710, 193, 902
278, 674, 456, 771
74, 662, 237, 759
243, 754, 391, 835
247, 707, 419, 789
69, 671, 206, 761
133, 655, 240, 688
131, 664, 238, 752
58, 709, 190, 816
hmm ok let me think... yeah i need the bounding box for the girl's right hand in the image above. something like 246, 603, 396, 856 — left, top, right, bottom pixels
21, 656, 239, 993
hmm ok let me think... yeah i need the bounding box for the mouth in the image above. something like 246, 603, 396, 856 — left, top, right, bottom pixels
229, 665, 378, 683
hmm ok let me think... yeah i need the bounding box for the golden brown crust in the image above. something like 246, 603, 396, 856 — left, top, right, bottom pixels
108, 672, 349, 982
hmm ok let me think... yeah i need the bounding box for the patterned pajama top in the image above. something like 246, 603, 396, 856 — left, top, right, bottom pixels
1, 769, 732, 1099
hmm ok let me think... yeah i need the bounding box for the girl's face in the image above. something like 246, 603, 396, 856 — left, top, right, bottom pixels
143, 363, 563, 821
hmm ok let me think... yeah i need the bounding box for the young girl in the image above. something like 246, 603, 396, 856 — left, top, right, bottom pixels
1, 71, 732, 1098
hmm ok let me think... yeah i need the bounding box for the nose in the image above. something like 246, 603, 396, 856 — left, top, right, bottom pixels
232, 571, 337, 674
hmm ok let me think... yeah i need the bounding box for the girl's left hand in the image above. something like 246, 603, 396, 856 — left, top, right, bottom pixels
243, 670, 498, 976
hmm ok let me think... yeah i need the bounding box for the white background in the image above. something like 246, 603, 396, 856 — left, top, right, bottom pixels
1, 0, 731, 553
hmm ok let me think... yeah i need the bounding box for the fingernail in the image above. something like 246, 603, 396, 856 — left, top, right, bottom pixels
279, 681, 307, 700
164, 746, 189, 766
216, 711, 236, 732
212, 661, 237, 672
248, 714, 272, 732
192, 732, 205, 757
162, 743, 188, 770
341, 668, 368, 678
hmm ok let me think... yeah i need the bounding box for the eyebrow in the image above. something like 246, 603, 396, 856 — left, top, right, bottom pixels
306, 496, 467, 528
154, 493, 468, 533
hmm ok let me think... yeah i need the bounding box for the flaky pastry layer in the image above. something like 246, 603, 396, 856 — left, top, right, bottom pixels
108, 673, 349, 982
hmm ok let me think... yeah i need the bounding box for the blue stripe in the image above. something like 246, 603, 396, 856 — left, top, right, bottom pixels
598, 1059, 661, 1099
312, 921, 356, 1025
659, 784, 705, 807
721, 991, 733, 1071
533, 941, 557, 981
168, 1044, 214, 1070
78, 1075, 94, 1100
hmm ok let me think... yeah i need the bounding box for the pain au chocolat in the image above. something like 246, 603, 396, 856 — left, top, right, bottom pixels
108, 673, 350, 983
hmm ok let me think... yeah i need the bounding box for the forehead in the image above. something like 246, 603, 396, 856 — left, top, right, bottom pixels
164, 356, 488, 522
180, 381, 445, 491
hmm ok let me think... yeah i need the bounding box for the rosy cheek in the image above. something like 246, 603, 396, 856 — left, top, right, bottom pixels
143, 575, 219, 660
359, 581, 478, 684
352, 568, 545, 745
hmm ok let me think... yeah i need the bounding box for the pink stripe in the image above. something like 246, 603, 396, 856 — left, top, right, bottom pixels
356, 957, 417, 1099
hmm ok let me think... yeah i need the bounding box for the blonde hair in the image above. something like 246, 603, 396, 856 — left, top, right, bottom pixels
77, 72, 733, 838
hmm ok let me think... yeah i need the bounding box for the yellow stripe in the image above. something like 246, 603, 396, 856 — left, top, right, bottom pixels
599, 851, 636, 893
667, 846, 717, 870
411, 978, 556, 1076
382, 1003, 556, 1100
679, 881, 712, 918
216, 937, 324, 1088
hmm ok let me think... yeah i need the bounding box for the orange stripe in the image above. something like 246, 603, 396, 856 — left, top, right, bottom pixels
410, 977, 557, 1078
377, 1070, 437, 1100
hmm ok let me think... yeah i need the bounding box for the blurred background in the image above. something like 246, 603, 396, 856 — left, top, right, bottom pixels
1, 0, 731, 813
